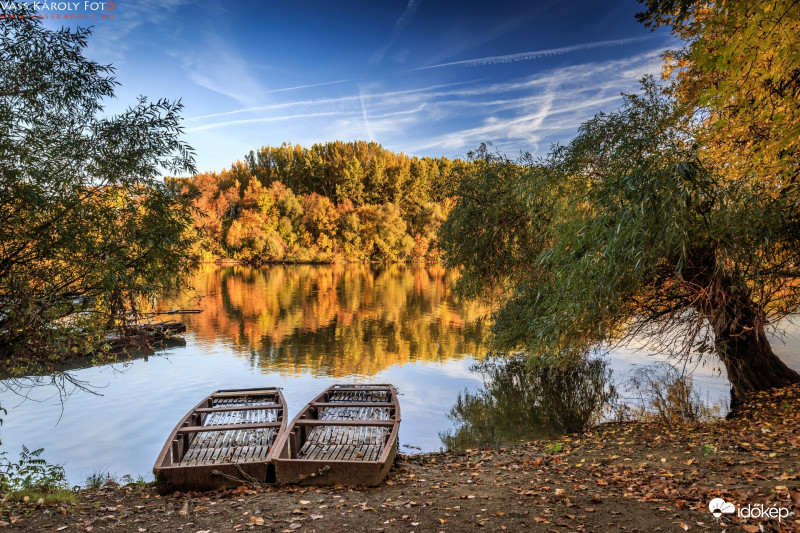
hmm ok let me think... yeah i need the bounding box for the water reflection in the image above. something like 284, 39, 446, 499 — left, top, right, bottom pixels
618, 362, 723, 423
161, 264, 488, 376
441, 357, 616, 450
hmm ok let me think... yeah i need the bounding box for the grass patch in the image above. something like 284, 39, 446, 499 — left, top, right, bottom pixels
84, 470, 114, 490
120, 474, 149, 488
5, 488, 75, 505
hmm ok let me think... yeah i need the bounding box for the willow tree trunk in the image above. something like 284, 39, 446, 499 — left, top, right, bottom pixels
714, 320, 800, 411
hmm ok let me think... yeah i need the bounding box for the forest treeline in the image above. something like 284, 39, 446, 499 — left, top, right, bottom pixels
174, 141, 476, 263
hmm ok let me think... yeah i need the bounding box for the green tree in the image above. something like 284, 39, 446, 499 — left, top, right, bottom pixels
442, 83, 800, 408
0, 13, 196, 369
336, 156, 365, 205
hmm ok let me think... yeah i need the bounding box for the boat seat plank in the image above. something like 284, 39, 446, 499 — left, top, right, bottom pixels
195, 404, 282, 414
293, 419, 395, 427
178, 422, 282, 433
312, 402, 394, 408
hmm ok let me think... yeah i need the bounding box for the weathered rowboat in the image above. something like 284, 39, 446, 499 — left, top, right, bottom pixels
272, 384, 400, 486
153, 387, 286, 492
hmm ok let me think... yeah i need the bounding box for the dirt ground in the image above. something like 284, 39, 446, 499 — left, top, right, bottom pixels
2, 384, 799, 533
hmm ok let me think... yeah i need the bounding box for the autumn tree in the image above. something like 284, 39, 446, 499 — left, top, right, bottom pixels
359, 203, 415, 262
637, 0, 800, 186
0, 13, 196, 369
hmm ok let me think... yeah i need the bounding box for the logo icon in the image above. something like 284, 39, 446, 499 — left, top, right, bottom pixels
709, 498, 736, 518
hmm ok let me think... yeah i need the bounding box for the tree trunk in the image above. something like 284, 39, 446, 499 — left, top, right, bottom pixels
714, 320, 800, 412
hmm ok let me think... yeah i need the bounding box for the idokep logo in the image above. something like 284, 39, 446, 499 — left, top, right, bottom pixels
709, 497, 791, 523
709, 498, 735, 518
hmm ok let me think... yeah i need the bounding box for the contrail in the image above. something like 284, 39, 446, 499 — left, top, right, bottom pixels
266, 79, 353, 93
411, 36, 652, 71
370, 0, 422, 65
358, 89, 374, 141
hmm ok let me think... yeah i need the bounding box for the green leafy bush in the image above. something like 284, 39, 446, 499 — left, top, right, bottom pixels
0, 445, 69, 494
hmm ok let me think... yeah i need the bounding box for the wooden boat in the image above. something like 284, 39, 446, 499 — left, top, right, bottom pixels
272, 384, 400, 486
153, 387, 286, 492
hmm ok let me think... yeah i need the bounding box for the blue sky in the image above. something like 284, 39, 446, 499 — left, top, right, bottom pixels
47, 0, 675, 174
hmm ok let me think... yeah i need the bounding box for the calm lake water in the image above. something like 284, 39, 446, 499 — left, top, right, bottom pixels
1, 264, 798, 485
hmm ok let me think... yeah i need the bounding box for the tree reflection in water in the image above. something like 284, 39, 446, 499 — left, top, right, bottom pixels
159, 264, 488, 377
441, 356, 617, 450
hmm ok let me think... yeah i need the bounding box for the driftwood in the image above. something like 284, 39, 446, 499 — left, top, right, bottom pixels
104, 321, 187, 351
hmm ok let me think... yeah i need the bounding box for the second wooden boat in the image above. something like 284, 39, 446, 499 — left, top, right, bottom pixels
153, 387, 286, 492
272, 384, 400, 486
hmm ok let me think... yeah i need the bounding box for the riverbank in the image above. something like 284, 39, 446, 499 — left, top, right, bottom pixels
3, 384, 798, 532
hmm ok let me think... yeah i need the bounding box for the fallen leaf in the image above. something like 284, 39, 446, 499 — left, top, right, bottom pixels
250, 516, 265, 526
679, 523, 689, 531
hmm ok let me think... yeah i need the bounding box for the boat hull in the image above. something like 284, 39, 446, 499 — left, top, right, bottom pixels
153, 387, 286, 493
272, 384, 400, 486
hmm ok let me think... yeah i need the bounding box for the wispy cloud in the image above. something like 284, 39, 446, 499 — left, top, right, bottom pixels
406, 50, 664, 154
170, 34, 267, 107
370, 0, 422, 65
73, 0, 192, 63
423, 2, 556, 67
185, 81, 473, 122
186, 111, 349, 133
185, 48, 666, 166
266, 79, 354, 94
411, 36, 653, 71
